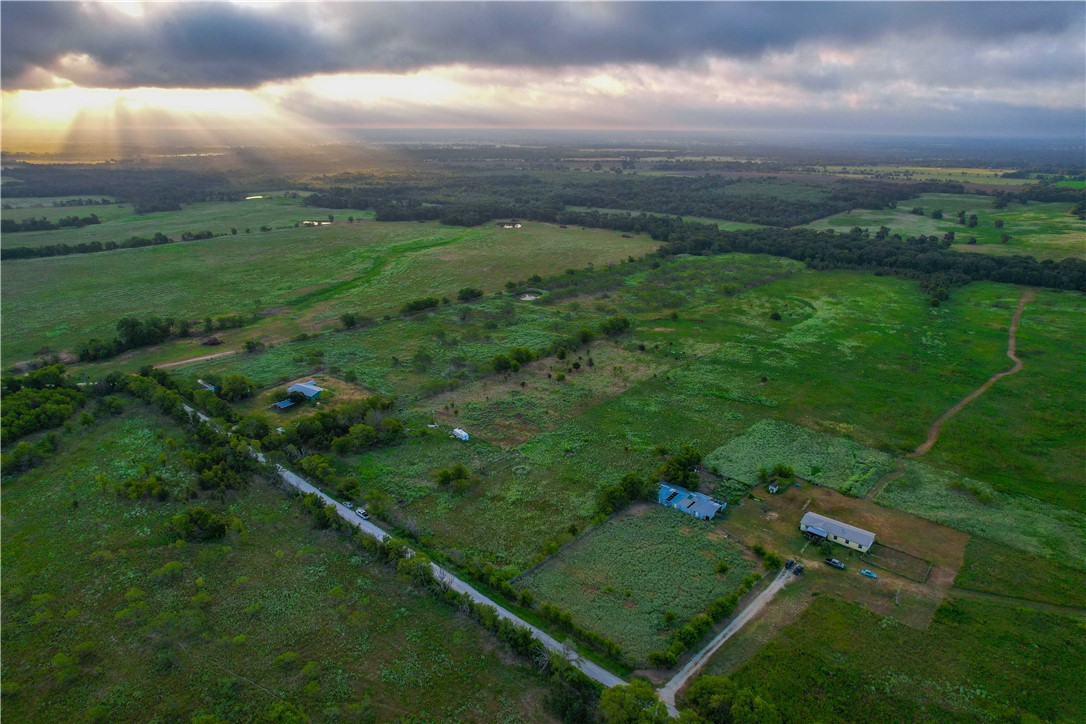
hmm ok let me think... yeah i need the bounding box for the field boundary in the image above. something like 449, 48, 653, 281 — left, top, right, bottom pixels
860, 542, 933, 583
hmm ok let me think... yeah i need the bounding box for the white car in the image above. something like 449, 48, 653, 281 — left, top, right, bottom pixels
356, 509, 370, 520
344, 502, 354, 509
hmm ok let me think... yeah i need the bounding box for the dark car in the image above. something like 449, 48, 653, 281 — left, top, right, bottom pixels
825, 557, 846, 570
793, 565, 804, 576
785, 558, 795, 570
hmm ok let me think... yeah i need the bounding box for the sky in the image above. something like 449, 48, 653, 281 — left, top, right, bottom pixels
2, 1, 1084, 151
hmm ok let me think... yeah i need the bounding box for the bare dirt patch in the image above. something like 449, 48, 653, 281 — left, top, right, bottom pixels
720, 482, 968, 629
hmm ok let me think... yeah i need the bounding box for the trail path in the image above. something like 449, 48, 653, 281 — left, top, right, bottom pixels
156, 349, 236, 369
658, 568, 793, 716
180, 405, 625, 689
865, 457, 905, 501
910, 289, 1034, 458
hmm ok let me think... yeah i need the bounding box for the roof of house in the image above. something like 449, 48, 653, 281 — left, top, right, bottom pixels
658, 482, 724, 518
800, 511, 875, 548
287, 380, 323, 398
275, 399, 295, 410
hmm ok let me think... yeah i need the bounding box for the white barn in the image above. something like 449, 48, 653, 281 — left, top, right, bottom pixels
800, 511, 875, 553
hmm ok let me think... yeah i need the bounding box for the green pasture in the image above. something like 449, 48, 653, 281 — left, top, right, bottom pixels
702, 595, 1086, 721
955, 537, 1086, 608
566, 205, 766, 231
922, 288, 1086, 511
876, 461, 1086, 567
705, 419, 897, 497
818, 165, 1026, 186
807, 192, 1085, 260
0, 194, 362, 249
2, 216, 656, 364
517, 505, 755, 663
0, 408, 551, 722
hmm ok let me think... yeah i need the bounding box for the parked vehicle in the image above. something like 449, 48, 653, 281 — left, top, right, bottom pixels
785, 558, 795, 570
860, 568, 878, 579
793, 565, 804, 576
344, 502, 354, 509
356, 509, 370, 520
825, 558, 846, 570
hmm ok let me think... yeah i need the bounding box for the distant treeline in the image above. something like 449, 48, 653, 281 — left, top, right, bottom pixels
1, 230, 217, 260
77, 313, 254, 362
993, 182, 1086, 207
526, 211, 1086, 299
0, 163, 240, 214
1, 198, 112, 210
303, 176, 967, 228
1, 214, 101, 233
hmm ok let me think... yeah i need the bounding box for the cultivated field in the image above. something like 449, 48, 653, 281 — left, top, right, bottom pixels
517, 504, 756, 663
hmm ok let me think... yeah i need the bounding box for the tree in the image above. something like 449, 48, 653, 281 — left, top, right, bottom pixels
340, 312, 358, 329
218, 374, 255, 402
599, 679, 669, 723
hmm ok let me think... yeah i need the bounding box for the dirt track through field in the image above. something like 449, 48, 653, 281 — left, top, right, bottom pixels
155, 349, 237, 369
950, 587, 1086, 619
909, 289, 1034, 458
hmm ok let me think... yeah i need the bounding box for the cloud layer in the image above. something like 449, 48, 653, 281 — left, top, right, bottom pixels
1, 2, 1083, 138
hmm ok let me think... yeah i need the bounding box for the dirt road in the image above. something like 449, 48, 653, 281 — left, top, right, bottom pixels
910, 289, 1034, 458
156, 349, 236, 369
658, 568, 793, 716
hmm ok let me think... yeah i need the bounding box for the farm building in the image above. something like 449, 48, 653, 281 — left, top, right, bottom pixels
288, 381, 323, 400
451, 428, 470, 441
800, 511, 875, 552
657, 483, 725, 520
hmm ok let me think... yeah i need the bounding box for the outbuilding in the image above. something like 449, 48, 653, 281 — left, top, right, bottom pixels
451, 428, 470, 441
287, 380, 323, 400
658, 482, 725, 521
800, 511, 875, 553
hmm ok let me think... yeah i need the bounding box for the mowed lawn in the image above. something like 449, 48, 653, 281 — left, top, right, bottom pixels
807, 193, 1085, 261
2, 215, 657, 363
0, 409, 553, 722
517, 504, 755, 664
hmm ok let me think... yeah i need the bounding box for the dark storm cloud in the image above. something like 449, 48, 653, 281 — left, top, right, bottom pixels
2, 1, 1083, 90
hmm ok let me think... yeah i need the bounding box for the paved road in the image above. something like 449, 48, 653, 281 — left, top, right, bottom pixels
658, 567, 793, 716
183, 405, 625, 689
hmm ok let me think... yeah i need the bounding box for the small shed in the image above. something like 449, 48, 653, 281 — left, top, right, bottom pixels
288, 380, 323, 400
657, 482, 724, 520
800, 511, 875, 552
451, 428, 470, 441
274, 399, 295, 410
768, 483, 780, 494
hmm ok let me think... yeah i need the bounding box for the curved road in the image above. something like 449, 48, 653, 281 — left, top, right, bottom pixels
182, 405, 625, 689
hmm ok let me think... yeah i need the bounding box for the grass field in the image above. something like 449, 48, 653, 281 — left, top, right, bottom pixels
0, 193, 352, 249
807, 192, 1085, 261
877, 461, 1086, 567
2, 206, 657, 363
701, 595, 1086, 721
954, 536, 1086, 608
921, 288, 1086, 512
517, 504, 755, 663
565, 205, 766, 231
817, 165, 1026, 186
0, 408, 553, 722
704, 419, 898, 497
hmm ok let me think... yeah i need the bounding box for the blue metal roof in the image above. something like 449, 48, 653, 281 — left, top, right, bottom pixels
275, 399, 295, 409
657, 482, 724, 520
288, 380, 323, 398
